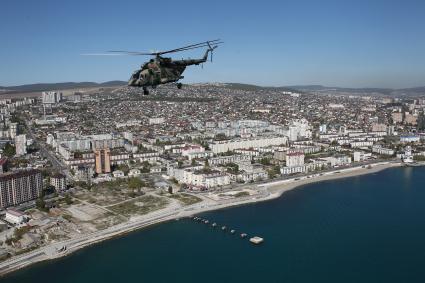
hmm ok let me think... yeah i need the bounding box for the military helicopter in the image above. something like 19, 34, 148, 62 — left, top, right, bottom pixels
86, 39, 222, 95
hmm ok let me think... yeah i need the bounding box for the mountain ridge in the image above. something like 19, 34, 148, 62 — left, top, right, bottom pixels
1, 81, 424, 96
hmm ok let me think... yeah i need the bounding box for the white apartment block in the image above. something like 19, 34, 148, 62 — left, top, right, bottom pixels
167, 165, 229, 188
321, 155, 352, 167
133, 152, 160, 163
281, 160, 327, 175
286, 152, 305, 167
400, 135, 420, 143
42, 91, 62, 104
15, 134, 27, 156
353, 151, 372, 162
208, 155, 252, 166
50, 173, 66, 191
209, 136, 288, 154
5, 209, 27, 224
149, 117, 165, 125
350, 141, 374, 148
372, 145, 395, 156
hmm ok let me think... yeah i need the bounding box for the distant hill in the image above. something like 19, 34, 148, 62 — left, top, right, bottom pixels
0, 81, 127, 94
1, 81, 424, 97
221, 83, 395, 95
274, 85, 425, 96
221, 83, 301, 93
286, 85, 394, 95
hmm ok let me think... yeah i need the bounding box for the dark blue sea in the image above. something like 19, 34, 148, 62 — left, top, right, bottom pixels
2, 166, 425, 283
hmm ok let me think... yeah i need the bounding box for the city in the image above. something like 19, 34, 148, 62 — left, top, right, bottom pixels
0, 82, 424, 274
2, 0, 425, 280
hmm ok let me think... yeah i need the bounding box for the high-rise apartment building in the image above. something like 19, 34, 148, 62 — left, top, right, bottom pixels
15, 134, 27, 156
42, 91, 63, 104
94, 149, 111, 174
0, 170, 43, 208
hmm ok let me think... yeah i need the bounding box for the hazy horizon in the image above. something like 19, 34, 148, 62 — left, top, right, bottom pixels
1, 80, 425, 90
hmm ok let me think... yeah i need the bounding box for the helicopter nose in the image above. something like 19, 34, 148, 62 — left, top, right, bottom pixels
128, 78, 136, 86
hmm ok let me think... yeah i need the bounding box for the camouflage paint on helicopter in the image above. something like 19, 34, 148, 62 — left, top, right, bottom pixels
85, 40, 222, 95
128, 48, 212, 91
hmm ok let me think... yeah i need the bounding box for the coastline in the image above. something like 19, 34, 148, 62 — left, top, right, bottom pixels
0, 161, 405, 277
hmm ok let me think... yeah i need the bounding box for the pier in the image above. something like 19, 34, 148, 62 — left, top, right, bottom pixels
190, 216, 263, 245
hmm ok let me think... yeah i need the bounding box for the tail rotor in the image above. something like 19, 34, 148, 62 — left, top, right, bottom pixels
207, 41, 219, 62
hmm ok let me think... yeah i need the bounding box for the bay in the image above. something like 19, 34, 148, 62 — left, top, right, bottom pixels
2, 166, 425, 283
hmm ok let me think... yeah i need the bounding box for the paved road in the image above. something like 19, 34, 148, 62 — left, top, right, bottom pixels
23, 119, 73, 180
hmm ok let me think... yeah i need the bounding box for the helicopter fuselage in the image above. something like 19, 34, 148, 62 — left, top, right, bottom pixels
128, 49, 210, 89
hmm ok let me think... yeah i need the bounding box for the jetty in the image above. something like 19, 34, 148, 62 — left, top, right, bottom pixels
191, 217, 263, 245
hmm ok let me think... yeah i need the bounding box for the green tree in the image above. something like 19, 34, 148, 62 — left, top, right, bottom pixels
3, 142, 16, 157
118, 164, 130, 175
128, 177, 144, 190
36, 198, 47, 211
260, 158, 271, 166
267, 165, 281, 179
64, 194, 73, 205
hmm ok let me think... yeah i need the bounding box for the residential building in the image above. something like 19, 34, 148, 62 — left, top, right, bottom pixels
128, 169, 141, 177
5, 209, 27, 224
286, 152, 305, 167
112, 170, 125, 178
149, 117, 165, 125
353, 151, 372, 162
392, 112, 403, 123
372, 145, 395, 156
209, 136, 287, 154
94, 149, 111, 174
9, 123, 17, 139
371, 123, 387, 132
321, 155, 352, 167
15, 134, 27, 156
50, 173, 66, 191
42, 91, 62, 104
400, 135, 420, 143
208, 155, 251, 166
0, 170, 43, 208
75, 165, 94, 182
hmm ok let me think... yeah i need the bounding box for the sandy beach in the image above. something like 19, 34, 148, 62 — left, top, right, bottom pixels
0, 161, 405, 277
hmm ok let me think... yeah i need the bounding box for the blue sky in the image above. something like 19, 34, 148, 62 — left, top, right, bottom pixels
1, 0, 424, 88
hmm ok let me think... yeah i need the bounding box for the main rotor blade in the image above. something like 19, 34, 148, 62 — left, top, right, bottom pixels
160, 42, 223, 54
81, 53, 133, 56
159, 40, 223, 55
83, 40, 222, 57
107, 51, 156, 55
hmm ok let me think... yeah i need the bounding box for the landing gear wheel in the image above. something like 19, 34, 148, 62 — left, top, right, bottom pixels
177, 83, 183, 89
143, 87, 149, 95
